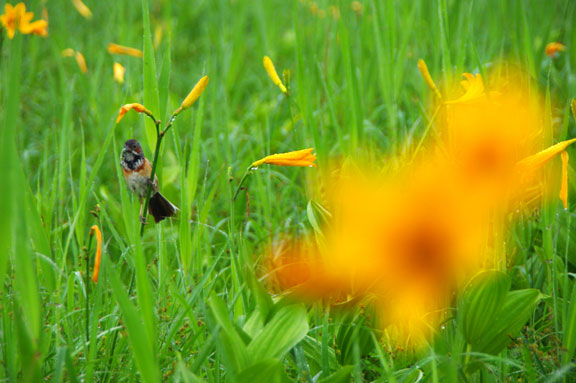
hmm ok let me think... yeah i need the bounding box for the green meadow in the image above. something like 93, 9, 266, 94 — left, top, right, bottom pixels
1, 0, 576, 381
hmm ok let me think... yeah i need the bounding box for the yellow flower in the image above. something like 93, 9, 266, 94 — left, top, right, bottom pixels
75, 51, 88, 74
263, 56, 288, 94
71, 0, 92, 19
107, 43, 143, 58
173, 75, 209, 115
0, 3, 47, 39
417, 59, 442, 100
251, 148, 317, 167
116, 103, 152, 123
89, 225, 102, 283
445, 73, 485, 104
545, 42, 566, 58
516, 138, 576, 209
113, 62, 125, 84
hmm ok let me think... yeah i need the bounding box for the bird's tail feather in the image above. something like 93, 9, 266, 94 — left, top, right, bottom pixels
148, 192, 178, 223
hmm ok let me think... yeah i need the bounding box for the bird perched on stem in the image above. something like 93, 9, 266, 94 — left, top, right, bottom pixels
120, 139, 177, 223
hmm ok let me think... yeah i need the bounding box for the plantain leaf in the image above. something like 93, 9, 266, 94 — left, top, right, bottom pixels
237, 359, 291, 383
247, 304, 309, 363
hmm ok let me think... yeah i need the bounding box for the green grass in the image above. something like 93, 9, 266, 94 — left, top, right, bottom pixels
1, 0, 576, 381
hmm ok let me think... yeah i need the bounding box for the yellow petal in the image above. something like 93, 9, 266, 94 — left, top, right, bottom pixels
252, 148, 316, 167
516, 138, 576, 171
61, 48, 75, 57
445, 73, 484, 105
75, 51, 88, 74
417, 59, 442, 100
113, 62, 125, 84
89, 225, 102, 283
571, 98, 576, 122
176, 75, 209, 113
116, 103, 151, 123
72, 0, 92, 19
263, 56, 287, 94
560, 151, 569, 209
107, 43, 143, 58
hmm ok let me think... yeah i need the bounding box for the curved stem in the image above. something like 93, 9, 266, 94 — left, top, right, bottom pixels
233, 166, 254, 201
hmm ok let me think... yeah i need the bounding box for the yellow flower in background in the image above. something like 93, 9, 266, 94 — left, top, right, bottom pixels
0, 2, 47, 39
351, 1, 363, 15
445, 73, 485, 104
89, 225, 102, 283
107, 43, 143, 58
61, 48, 75, 57
116, 103, 152, 123
75, 51, 88, 74
545, 42, 566, 58
263, 56, 288, 94
173, 75, 209, 114
252, 148, 317, 167
113, 62, 125, 84
71, 0, 92, 19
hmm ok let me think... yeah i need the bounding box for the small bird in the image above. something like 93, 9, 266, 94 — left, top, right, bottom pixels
120, 139, 177, 223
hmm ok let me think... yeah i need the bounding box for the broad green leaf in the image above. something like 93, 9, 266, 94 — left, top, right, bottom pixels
247, 304, 309, 362
237, 359, 291, 383
107, 266, 160, 383
208, 295, 249, 374
476, 289, 541, 355
460, 270, 510, 345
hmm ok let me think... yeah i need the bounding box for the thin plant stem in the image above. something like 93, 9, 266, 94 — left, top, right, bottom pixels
233, 166, 254, 201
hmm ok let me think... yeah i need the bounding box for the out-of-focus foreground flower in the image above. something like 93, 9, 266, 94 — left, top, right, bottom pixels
263, 63, 575, 350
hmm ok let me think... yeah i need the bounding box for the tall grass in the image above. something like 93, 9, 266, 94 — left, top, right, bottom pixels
1, 0, 576, 381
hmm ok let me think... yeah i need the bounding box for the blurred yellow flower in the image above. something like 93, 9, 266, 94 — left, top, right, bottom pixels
263, 56, 288, 94
0, 3, 47, 39
61, 48, 75, 57
75, 51, 88, 74
71, 0, 92, 19
89, 225, 102, 283
351, 1, 363, 15
113, 62, 125, 84
252, 148, 317, 167
545, 42, 566, 58
174, 75, 209, 114
116, 103, 151, 123
107, 43, 143, 58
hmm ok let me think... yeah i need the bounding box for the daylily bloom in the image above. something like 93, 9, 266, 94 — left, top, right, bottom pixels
0, 3, 47, 39
113, 62, 125, 84
445, 73, 485, 105
545, 42, 566, 58
263, 56, 288, 94
116, 103, 152, 123
71, 0, 92, 19
251, 148, 317, 167
174, 76, 209, 115
89, 225, 102, 283
107, 43, 143, 58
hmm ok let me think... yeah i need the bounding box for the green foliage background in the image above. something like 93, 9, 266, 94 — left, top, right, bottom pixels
1, 0, 576, 381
